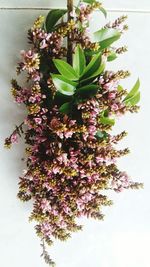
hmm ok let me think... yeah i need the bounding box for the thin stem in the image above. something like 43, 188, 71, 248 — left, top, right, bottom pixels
67, 0, 73, 65
9, 122, 24, 138
40, 239, 55, 267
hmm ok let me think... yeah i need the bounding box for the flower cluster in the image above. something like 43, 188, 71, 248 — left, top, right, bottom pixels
5, 1, 142, 266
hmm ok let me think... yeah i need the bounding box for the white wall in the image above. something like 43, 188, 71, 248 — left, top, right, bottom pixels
0, 1, 150, 267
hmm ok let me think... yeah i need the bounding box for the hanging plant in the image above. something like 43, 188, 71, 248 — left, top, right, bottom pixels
4, 0, 143, 266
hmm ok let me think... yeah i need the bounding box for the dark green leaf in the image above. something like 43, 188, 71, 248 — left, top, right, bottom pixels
95, 130, 104, 139
81, 62, 105, 83
51, 74, 76, 96
95, 130, 108, 140
73, 45, 86, 77
81, 53, 101, 80
46, 9, 67, 32
53, 59, 78, 81
59, 102, 72, 114
54, 91, 73, 106
92, 28, 121, 49
77, 84, 99, 98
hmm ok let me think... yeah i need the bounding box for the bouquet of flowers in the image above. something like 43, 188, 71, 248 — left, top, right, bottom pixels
4, 0, 143, 266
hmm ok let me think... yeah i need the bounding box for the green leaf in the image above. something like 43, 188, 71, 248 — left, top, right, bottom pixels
83, 0, 95, 3
99, 7, 107, 18
95, 130, 104, 139
84, 48, 101, 57
81, 62, 105, 83
99, 112, 115, 126
51, 74, 76, 96
51, 74, 77, 86
53, 59, 78, 81
123, 79, 140, 106
59, 102, 72, 114
92, 28, 121, 49
73, 45, 86, 77
76, 84, 99, 98
100, 117, 115, 126
46, 9, 67, 32
124, 92, 140, 106
54, 91, 73, 106
95, 130, 108, 140
81, 53, 101, 80
117, 85, 124, 92
124, 79, 140, 101
107, 52, 117, 61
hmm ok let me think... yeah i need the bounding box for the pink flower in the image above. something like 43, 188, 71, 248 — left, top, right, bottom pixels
103, 82, 113, 91
52, 209, 59, 216
57, 220, 67, 228
41, 108, 48, 114
81, 193, 92, 203
99, 77, 105, 85
20, 50, 40, 73
15, 97, 24, 104
52, 166, 60, 174
103, 80, 119, 91
88, 125, 97, 135
41, 222, 52, 236
95, 156, 104, 163
108, 92, 116, 99
34, 118, 42, 124
31, 72, 41, 82
63, 205, 70, 214
80, 169, 86, 178
76, 199, 85, 211
56, 131, 64, 139
41, 199, 51, 213
111, 103, 119, 111
29, 96, 37, 103
31, 144, 39, 153
83, 132, 88, 141
79, 3, 87, 9
40, 39, 48, 49
64, 131, 73, 138
11, 133, 18, 144
57, 153, 68, 165
46, 33, 52, 41
69, 119, 76, 126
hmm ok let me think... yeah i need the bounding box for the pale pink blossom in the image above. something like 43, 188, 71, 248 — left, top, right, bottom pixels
57, 153, 68, 165
34, 118, 42, 124
52, 166, 60, 174
64, 131, 73, 138
108, 92, 116, 99
11, 133, 18, 144
41, 199, 51, 213
41, 222, 52, 236
111, 103, 119, 111
40, 39, 48, 49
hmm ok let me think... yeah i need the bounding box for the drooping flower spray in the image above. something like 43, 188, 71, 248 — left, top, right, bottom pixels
5, 0, 143, 266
